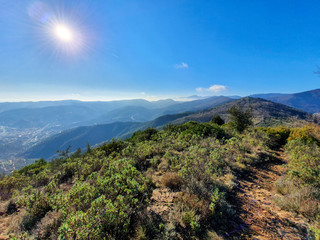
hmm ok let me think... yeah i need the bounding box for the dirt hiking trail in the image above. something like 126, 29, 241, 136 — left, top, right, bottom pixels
228, 150, 312, 239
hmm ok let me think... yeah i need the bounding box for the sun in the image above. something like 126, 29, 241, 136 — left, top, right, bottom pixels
28, 1, 94, 58
49, 21, 86, 56
54, 24, 73, 42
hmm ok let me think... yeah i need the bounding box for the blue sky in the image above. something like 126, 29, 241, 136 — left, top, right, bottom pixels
0, 0, 319, 101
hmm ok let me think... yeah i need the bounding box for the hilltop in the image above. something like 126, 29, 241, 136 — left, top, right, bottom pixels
171, 97, 313, 126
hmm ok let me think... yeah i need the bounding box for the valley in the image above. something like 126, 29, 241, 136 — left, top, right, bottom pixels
0, 96, 234, 173
0, 90, 319, 173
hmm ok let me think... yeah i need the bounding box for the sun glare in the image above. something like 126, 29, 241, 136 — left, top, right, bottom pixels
27, 2, 94, 58
54, 25, 73, 42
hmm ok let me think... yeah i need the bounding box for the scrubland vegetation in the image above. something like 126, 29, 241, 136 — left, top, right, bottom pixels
274, 124, 320, 239
0, 112, 319, 239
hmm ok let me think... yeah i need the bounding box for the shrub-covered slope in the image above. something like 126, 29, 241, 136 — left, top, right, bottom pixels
1, 118, 319, 239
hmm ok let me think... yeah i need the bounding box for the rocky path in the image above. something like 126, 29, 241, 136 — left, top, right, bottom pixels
229, 151, 311, 239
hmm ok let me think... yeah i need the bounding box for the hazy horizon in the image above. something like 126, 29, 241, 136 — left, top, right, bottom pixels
2, 88, 320, 103
0, 93, 227, 103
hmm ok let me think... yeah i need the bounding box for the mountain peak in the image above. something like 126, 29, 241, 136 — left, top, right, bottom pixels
250, 88, 320, 113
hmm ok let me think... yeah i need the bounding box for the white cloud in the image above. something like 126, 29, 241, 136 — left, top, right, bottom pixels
196, 84, 227, 93
174, 62, 189, 69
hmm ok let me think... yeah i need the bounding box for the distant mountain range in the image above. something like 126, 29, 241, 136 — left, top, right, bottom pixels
0, 96, 233, 129
250, 88, 320, 113
22, 97, 315, 161
0, 99, 177, 114
1, 88, 320, 173
0, 96, 233, 172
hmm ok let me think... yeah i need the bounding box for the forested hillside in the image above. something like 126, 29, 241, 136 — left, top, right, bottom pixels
21, 97, 316, 163
0, 112, 319, 239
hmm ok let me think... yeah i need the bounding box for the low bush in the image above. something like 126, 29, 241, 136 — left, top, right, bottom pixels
6, 201, 17, 215
20, 191, 52, 231
18, 158, 48, 176
101, 139, 127, 156
259, 126, 291, 149
211, 115, 225, 126
285, 140, 320, 186
130, 128, 159, 143
274, 124, 320, 237
161, 172, 184, 191
288, 124, 320, 145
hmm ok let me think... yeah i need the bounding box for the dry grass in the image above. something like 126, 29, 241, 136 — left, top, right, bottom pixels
219, 173, 236, 189
274, 181, 320, 219
32, 211, 62, 239
0, 201, 9, 213
6, 209, 26, 234
205, 230, 224, 240
161, 172, 184, 191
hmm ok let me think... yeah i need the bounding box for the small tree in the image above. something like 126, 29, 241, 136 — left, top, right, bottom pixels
57, 145, 71, 158
227, 105, 253, 133
86, 143, 92, 154
211, 115, 225, 125
71, 148, 82, 158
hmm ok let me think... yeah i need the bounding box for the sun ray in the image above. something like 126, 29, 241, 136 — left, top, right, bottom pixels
27, 1, 94, 60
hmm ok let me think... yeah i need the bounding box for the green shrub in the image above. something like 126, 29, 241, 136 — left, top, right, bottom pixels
58, 196, 131, 239
285, 140, 320, 186
6, 201, 17, 215
259, 126, 291, 149
274, 125, 320, 231
66, 182, 96, 211
0, 174, 30, 200
130, 128, 159, 143
21, 191, 52, 231
310, 224, 320, 240
18, 158, 48, 176
288, 124, 320, 145
211, 115, 225, 126
163, 121, 226, 140
101, 139, 127, 156
181, 209, 200, 232
181, 122, 226, 139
